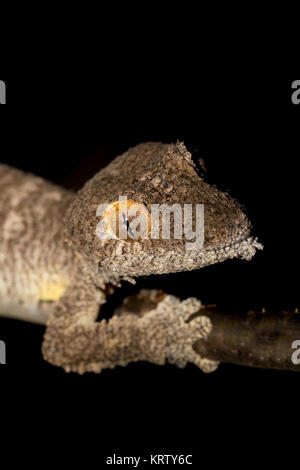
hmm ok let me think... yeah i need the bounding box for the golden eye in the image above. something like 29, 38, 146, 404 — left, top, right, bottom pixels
104, 199, 151, 241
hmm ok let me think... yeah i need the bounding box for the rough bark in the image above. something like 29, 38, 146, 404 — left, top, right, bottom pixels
193, 306, 300, 372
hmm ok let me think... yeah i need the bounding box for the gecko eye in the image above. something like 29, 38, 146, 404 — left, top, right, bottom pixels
104, 199, 151, 241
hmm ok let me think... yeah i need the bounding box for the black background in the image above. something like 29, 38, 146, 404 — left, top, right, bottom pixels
0, 78, 299, 465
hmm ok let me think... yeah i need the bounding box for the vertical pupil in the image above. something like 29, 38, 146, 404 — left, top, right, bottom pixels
123, 213, 134, 237
105, 200, 150, 240
123, 213, 129, 229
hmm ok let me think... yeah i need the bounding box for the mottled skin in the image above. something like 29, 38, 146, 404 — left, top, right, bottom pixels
0, 143, 262, 374
0, 164, 76, 323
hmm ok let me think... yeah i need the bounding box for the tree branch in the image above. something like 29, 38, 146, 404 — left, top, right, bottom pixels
193, 306, 300, 372
115, 291, 300, 372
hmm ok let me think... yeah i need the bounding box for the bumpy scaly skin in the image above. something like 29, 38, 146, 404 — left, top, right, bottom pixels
0, 142, 262, 374
43, 292, 218, 374
0, 164, 77, 324
66, 142, 261, 285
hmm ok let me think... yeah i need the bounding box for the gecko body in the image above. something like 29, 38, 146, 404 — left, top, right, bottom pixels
0, 143, 262, 373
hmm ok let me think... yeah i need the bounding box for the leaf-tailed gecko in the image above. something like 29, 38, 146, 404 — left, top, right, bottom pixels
0, 142, 262, 374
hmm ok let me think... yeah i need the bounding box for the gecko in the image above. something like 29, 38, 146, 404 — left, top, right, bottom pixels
0, 142, 262, 374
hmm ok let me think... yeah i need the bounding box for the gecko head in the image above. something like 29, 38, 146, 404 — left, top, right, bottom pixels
66, 142, 262, 282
